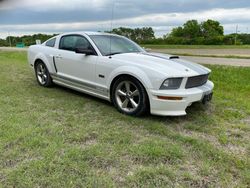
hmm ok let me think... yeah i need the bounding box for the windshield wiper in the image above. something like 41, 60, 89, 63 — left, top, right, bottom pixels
106, 52, 123, 56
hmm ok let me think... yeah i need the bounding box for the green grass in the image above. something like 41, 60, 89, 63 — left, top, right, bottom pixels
0, 51, 250, 187
142, 44, 250, 49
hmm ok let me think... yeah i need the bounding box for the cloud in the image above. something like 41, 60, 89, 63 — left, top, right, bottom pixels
1, 0, 110, 11
0, 0, 250, 38
0, 8, 249, 32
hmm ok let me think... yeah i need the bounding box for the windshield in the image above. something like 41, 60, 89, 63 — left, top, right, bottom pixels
89, 35, 145, 56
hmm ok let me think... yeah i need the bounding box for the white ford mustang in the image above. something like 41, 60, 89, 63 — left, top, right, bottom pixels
28, 32, 214, 116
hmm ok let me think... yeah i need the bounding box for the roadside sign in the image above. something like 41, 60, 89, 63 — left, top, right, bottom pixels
16, 43, 25, 48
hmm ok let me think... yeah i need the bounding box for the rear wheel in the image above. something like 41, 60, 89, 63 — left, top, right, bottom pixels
112, 76, 148, 116
35, 61, 53, 87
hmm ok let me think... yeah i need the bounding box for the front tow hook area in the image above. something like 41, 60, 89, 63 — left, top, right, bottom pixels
202, 92, 213, 104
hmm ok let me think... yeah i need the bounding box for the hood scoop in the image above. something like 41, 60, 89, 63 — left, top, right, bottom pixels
142, 52, 179, 60
169, 56, 179, 59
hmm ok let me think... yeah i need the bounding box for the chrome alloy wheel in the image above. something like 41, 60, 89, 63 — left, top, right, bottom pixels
36, 63, 48, 85
115, 81, 140, 113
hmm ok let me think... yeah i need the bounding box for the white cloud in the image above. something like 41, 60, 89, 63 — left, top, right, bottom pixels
1, 8, 250, 38
116, 8, 250, 26
3, 0, 110, 11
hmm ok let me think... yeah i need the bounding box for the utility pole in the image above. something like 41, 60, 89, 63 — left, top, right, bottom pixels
234, 25, 238, 45
8, 31, 12, 47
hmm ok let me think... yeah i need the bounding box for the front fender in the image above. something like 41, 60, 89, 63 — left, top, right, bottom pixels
107, 66, 154, 90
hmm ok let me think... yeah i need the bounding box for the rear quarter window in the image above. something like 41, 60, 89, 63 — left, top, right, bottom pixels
45, 38, 56, 47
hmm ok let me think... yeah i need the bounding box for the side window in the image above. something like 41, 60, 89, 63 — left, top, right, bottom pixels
59, 35, 92, 52
45, 38, 56, 47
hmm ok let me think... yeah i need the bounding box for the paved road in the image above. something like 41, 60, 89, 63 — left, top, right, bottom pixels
153, 49, 250, 58
1, 47, 250, 67
0, 47, 28, 51
180, 56, 250, 67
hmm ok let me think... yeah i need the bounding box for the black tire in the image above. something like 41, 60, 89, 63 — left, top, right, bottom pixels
112, 76, 149, 116
35, 61, 53, 87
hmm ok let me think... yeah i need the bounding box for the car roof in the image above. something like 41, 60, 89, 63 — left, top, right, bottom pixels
58, 31, 116, 37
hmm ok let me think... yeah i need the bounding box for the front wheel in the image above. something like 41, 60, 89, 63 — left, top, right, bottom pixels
35, 61, 53, 87
112, 76, 149, 116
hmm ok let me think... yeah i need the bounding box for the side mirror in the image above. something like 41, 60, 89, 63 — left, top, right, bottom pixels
75, 48, 94, 55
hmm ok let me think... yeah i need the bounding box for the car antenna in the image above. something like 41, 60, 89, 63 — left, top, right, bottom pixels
109, 0, 116, 59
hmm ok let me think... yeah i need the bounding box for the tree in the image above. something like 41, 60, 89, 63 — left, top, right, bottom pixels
201, 19, 224, 37
111, 27, 155, 43
111, 27, 135, 39
182, 20, 202, 39
170, 27, 184, 37
0, 39, 8, 46
166, 19, 226, 45
0, 34, 57, 47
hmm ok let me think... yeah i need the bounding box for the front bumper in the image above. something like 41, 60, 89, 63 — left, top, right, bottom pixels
148, 80, 214, 116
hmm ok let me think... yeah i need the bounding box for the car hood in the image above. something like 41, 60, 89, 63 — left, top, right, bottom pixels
112, 52, 211, 77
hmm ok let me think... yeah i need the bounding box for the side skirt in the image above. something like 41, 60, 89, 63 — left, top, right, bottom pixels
51, 74, 110, 102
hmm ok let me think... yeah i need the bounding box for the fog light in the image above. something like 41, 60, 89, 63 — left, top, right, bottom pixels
157, 96, 183, 100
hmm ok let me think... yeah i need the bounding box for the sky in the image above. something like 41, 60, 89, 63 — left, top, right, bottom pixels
0, 0, 250, 39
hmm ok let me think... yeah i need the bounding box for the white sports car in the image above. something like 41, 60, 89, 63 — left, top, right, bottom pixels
28, 32, 214, 116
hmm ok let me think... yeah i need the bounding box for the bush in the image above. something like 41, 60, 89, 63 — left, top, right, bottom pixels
204, 36, 224, 45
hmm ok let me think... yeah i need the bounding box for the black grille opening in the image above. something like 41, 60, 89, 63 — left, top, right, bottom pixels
186, 74, 209, 89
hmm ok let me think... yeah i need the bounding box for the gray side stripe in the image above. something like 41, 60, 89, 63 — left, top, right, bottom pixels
51, 73, 108, 94
173, 59, 209, 75
143, 52, 209, 75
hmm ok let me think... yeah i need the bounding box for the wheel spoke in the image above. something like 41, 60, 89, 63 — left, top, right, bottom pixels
122, 99, 129, 108
115, 80, 141, 113
41, 65, 46, 74
125, 82, 130, 92
37, 71, 42, 76
130, 98, 138, 108
117, 90, 126, 96
39, 65, 43, 71
131, 90, 139, 97
42, 76, 46, 83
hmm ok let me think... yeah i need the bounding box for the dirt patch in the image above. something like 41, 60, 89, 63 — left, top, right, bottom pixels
178, 130, 247, 156
242, 116, 250, 124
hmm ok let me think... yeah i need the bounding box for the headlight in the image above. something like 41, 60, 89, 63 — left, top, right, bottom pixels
160, 78, 183, 90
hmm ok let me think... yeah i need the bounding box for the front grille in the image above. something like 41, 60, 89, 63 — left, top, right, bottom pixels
185, 74, 209, 89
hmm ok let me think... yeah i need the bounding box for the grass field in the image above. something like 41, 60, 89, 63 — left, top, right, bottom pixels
0, 51, 250, 187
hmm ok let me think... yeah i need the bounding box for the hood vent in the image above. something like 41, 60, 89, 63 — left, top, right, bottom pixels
169, 56, 179, 59
143, 53, 179, 60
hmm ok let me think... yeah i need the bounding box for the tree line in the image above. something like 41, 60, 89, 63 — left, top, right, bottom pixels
0, 34, 57, 47
111, 20, 249, 45
0, 19, 250, 46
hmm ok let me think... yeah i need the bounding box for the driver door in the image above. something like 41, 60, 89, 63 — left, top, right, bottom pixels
54, 35, 98, 87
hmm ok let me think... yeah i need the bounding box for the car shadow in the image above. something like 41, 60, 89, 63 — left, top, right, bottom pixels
53, 84, 112, 106
52, 84, 214, 125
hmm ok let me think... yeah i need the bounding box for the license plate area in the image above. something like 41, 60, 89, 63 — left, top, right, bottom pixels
202, 92, 213, 104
